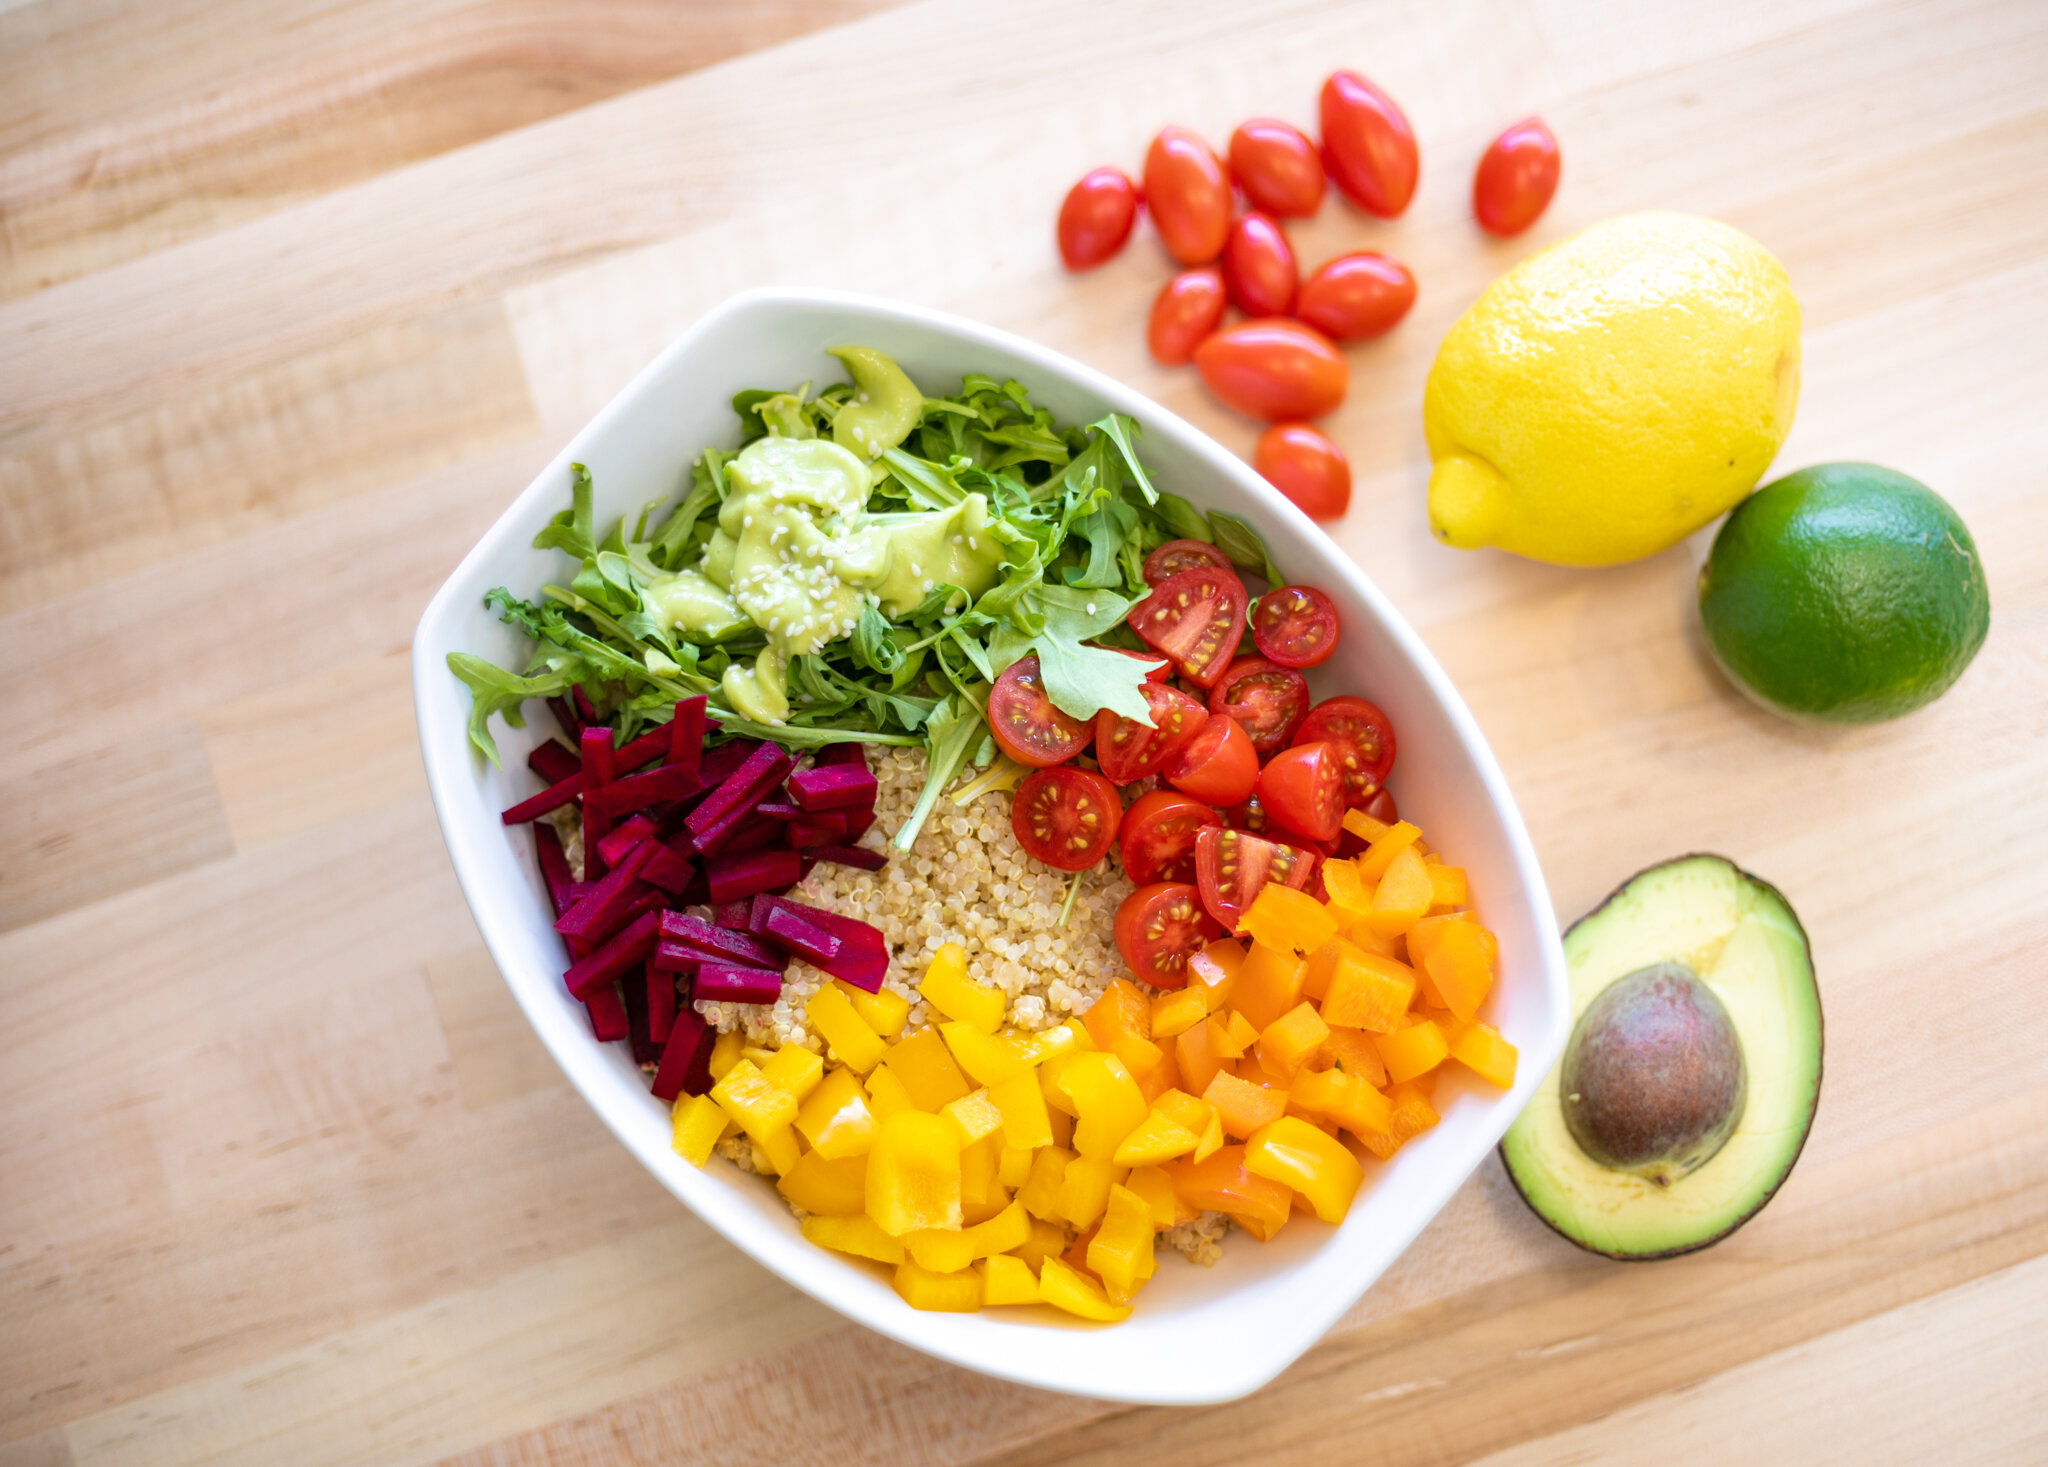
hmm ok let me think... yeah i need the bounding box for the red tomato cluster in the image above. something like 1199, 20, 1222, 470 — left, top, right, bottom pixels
1055, 78, 1561, 523
991, 555, 1402, 988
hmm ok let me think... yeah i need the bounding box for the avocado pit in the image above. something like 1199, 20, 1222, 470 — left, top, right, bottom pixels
1561, 961, 1746, 1187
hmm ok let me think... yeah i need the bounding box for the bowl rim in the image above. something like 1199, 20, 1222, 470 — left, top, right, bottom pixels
412, 285, 1569, 1404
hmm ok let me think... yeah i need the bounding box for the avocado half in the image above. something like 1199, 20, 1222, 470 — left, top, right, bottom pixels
1500, 854, 1822, 1259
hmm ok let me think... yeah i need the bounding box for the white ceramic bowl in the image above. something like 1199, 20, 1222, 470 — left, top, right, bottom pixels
413, 288, 1569, 1405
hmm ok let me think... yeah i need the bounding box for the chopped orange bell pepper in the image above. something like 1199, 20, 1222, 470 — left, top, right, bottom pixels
1082, 979, 1164, 1076
981, 1252, 1040, 1306
670, 1092, 727, 1167
1444, 1018, 1518, 1089
1319, 857, 1374, 921
881, 1025, 972, 1111
1341, 808, 1393, 845
1164, 1144, 1292, 1240
1088, 1184, 1159, 1304
802, 1213, 905, 1264
1150, 985, 1210, 1040
919, 942, 1007, 1034
1175, 1015, 1227, 1097
1203, 1070, 1290, 1139
1016, 1145, 1073, 1222
1414, 916, 1495, 1021
1288, 1066, 1394, 1142
1366, 845, 1434, 936
1232, 940, 1308, 1031
1319, 1025, 1390, 1086
865, 1110, 963, 1236
1057, 1051, 1149, 1161
1371, 1017, 1449, 1084
893, 1261, 982, 1313
1238, 884, 1338, 956
777, 1148, 868, 1216
837, 980, 910, 1041
987, 1069, 1055, 1151
804, 984, 890, 1073
1319, 947, 1418, 1032
795, 1066, 876, 1160
1245, 1115, 1364, 1223
1427, 864, 1469, 908
1038, 1257, 1131, 1322
1257, 1002, 1332, 1083
1133, 1041, 1184, 1105
1357, 819, 1422, 882
1057, 1153, 1123, 1230
1186, 937, 1245, 1010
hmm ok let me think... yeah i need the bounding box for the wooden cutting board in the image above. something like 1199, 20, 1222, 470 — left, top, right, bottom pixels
4, 1, 2046, 1463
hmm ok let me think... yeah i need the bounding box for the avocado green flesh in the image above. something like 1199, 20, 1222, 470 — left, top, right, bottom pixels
1501, 855, 1821, 1258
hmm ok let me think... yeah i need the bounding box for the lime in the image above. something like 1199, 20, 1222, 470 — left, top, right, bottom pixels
1698, 463, 1989, 724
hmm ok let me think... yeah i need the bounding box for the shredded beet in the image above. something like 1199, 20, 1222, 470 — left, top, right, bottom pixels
788, 762, 879, 812
641, 842, 697, 895
695, 964, 784, 1005
646, 966, 677, 1046
528, 738, 580, 785
501, 771, 584, 826
534, 823, 577, 918
816, 742, 867, 767
555, 841, 657, 944
651, 1008, 715, 1100
583, 983, 630, 1043
712, 899, 753, 930
756, 896, 889, 992
656, 910, 784, 971
667, 696, 708, 772
804, 844, 888, 873
787, 811, 849, 849
707, 847, 803, 904
564, 909, 661, 999
681, 742, 795, 856
594, 813, 658, 870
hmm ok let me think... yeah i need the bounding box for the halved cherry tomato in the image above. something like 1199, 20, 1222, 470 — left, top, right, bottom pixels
1119, 790, 1224, 886
1293, 695, 1396, 807
1143, 538, 1233, 585
1207, 657, 1309, 756
1094, 683, 1209, 784
1194, 826, 1318, 932
1473, 117, 1560, 237
1229, 792, 1341, 855
988, 654, 1093, 768
1256, 740, 1344, 843
1334, 786, 1399, 855
1227, 119, 1325, 217
1129, 564, 1249, 689
1012, 766, 1122, 872
1147, 267, 1227, 366
1193, 320, 1346, 422
1254, 423, 1351, 520
1056, 166, 1139, 270
1221, 213, 1297, 317
1250, 584, 1340, 668
1162, 712, 1259, 806
1143, 126, 1231, 265
1318, 71, 1418, 218
1114, 883, 1221, 989
1295, 252, 1416, 341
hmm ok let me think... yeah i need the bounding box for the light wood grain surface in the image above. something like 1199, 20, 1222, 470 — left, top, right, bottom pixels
3, 1, 2044, 1463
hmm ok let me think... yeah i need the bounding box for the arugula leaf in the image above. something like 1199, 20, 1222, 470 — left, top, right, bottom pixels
1153, 491, 1213, 543
532, 463, 597, 560
447, 652, 569, 765
987, 585, 1158, 723
1090, 414, 1158, 505
893, 689, 989, 853
1209, 510, 1286, 588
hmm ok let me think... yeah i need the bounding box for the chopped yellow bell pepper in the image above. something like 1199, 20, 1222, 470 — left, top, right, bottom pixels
1150, 985, 1210, 1040
893, 1261, 982, 1313
881, 1025, 972, 1112
1372, 1018, 1449, 1084
943, 1088, 1005, 1147
1039, 1052, 1080, 1117
752, 1124, 801, 1178
1257, 1001, 1332, 1083
998, 1142, 1035, 1190
1245, 1115, 1365, 1223
938, 1022, 1028, 1086
1238, 884, 1338, 956
1186, 937, 1244, 1010
1123, 1164, 1180, 1229
760, 1044, 824, 1102
958, 1135, 1007, 1225
777, 1148, 868, 1216
865, 1110, 963, 1236
1288, 1065, 1393, 1141
838, 980, 909, 1040
802, 1212, 904, 1264
805, 984, 888, 1073
1013, 1215, 1068, 1270
1151, 1088, 1225, 1163
711, 1058, 799, 1138
1088, 1184, 1159, 1304
1232, 941, 1308, 1031
742, 1044, 777, 1069
1110, 1107, 1201, 1167
1366, 845, 1434, 936
1357, 819, 1422, 883
1017, 1145, 1074, 1222
862, 1062, 917, 1120
1056, 1051, 1148, 1161
988, 1069, 1055, 1151
794, 1067, 876, 1160
707, 1028, 746, 1083
981, 1252, 1040, 1306
1038, 1257, 1131, 1322
1057, 1153, 1122, 1229
670, 1092, 727, 1167
918, 943, 1006, 1034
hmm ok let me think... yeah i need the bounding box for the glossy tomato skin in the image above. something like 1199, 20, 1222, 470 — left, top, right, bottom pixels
1012, 766, 1122, 872
1143, 538, 1233, 584
1251, 584, 1340, 668
1473, 117, 1560, 236
1207, 656, 1310, 756
1318, 71, 1418, 217
1253, 423, 1351, 520
1256, 740, 1344, 843
1056, 166, 1139, 269
1294, 694, 1397, 807
1114, 883, 1220, 989
1094, 683, 1209, 784
1296, 252, 1416, 341
1227, 118, 1325, 217
1193, 320, 1347, 422
1194, 826, 1319, 931
1119, 790, 1224, 886
1143, 126, 1231, 265
988, 654, 1093, 768
1147, 267, 1228, 366
1129, 564, 1250, 688
1162, 712, 1259, 806
1221, 213, 1298, 317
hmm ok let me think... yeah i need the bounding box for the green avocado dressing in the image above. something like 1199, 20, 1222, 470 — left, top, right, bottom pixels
638, 362, 1007, 724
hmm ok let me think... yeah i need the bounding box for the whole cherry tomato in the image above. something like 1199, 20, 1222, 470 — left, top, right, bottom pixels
1192, 320, 1347, 421
1318, 71, 1418, 218
1147, 267, 1227, 365
1056, 167, 1139, 270
1295, 252, 1416, 342
1143, 126, 1231, 265
1473, 116, 1561, 236
1226, 119, 1325, 217
1221, 212, 1298, 317
1253, 422, 1351, 519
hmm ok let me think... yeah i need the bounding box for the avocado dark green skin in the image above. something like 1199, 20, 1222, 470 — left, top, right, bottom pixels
1698, 462, 1989, 725
1499, 853, 1824, 1262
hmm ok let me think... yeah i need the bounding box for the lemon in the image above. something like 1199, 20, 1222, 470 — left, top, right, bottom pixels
1424, 212, 1801, 566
